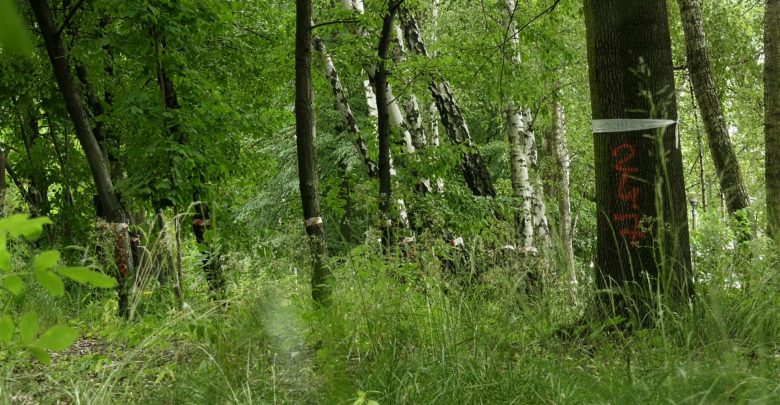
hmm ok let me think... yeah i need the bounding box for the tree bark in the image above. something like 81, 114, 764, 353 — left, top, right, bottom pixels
766, 0, 780, 238
376, 2, 403, 248
551, 96, 577, 290
401, 11, 496, 197
677, 0, 750, 218
506, 106, 535, 248
296, 0, 330, 305
584, 0, 693, 318
314, 37, 378, 178
29, 0, 133, 317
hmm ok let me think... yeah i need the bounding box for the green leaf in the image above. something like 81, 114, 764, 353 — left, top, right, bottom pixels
59, 267, 117, 288
2, 275, 25, 296
19, 311, 38, 345
26, 346, 52, 366
34, 250, 60, 272
0, 315, 14, 343
35, 271, 64, 297
0, 215, 52, 241
0, 0, 34, 56
0, 250, 11, 272
35, 324, 77, 351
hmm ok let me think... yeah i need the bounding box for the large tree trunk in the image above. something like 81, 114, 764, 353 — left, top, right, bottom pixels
677, 0, 751, 221
766, 0, 780, 238
584, 0, 693, 319
296, 0, 330, 305
29, 0, 133, 317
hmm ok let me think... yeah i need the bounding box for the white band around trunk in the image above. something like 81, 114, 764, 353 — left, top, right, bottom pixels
592, 119, 680, 149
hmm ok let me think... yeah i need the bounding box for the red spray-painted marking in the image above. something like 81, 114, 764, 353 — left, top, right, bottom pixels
611, 143, 646, 247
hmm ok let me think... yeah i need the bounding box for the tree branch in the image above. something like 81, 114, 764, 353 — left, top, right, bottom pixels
57, 0, 88, 36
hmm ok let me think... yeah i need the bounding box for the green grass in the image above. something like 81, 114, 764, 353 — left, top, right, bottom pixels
1, 229, 778, 404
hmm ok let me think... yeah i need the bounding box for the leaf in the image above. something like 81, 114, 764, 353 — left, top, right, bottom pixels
26, 346, 52, 366
35, 324, 77, 351
19, 311, 38, 345
0, 0, 33, 56
33, 250, 60, 272
59, 267, 117, 288
35, 271, 64, 297
0, 315, 14, 343
1, 215, 52, 241
3, 274, 25, 296
0, 250, 11, 272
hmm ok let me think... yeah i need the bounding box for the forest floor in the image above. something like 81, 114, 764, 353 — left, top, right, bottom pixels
1, 239, 779, 404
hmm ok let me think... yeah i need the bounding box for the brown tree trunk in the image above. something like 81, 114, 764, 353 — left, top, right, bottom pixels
376, 2, 403, 248
29, 0, 133, 317
296, 0, 330, 305
766, 0, 780, 238
584, 0, 693, 319
677, 0, 750, 220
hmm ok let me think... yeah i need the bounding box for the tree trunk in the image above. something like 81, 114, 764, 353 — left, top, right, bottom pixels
29, 0, 133, 317
677, 0, 750, 219
0, 148, 5, 217
376, 2, 402, 248
401, 11, 496, 197
314, 37, 378, 178
154, 33, 225, 297
584, 0, 693, 318
551, 96, 577, 292
505, 106, 535, 248
766, 0, 780, 238
296, 0, 330, 305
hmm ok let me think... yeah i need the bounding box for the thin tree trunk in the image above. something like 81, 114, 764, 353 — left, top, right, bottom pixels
376, 2, 402, 248
677, 0, 750, 219
153, 32, 225, 297
0, 148, 5, 217
765, 0, 780, 238
584, 0, 693, 318
296, 0, 330, 305
506, 106, 535, 248
29, 0, 133, 317
551, 97, 576, 290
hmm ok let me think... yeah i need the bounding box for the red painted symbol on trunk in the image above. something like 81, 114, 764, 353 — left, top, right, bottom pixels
611, 143, 645, 247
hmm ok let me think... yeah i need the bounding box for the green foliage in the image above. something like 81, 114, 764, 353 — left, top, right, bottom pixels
0, 215, 116, 366
0, 0, 33, 56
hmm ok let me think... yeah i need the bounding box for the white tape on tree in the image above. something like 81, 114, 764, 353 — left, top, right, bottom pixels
592, 119, 676, 133
592, 119, 680, 149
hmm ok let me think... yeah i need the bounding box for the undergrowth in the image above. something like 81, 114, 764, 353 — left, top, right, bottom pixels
1, 219, 778, 405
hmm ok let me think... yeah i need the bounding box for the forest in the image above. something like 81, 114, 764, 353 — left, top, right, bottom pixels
0, 0, 778, 403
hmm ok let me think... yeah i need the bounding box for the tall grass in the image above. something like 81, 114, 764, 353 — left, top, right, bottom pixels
1, 217, 778, 404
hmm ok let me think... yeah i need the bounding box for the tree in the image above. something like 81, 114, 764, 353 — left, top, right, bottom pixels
584, 0, 693, 318
766, 0, 780, 238
28, 0, 134, 317
677, 0, 751, 225
296, 0, 330, 305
